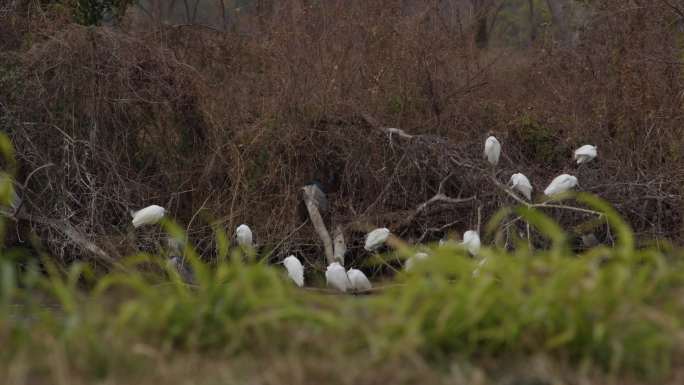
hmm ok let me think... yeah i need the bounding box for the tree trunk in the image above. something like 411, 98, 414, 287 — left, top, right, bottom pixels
528, 0, 537, 44
475, 13, 489, 48
545, 0, 570, 45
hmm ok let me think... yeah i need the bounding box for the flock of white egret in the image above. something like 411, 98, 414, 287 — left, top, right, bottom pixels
2, 134, 596, 294
124, 135, 597, 293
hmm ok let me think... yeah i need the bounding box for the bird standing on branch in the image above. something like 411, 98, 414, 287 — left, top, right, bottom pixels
544, 174, 578, 196
510, 173, 533, 200
131, 205, 166, 228
574, 145, 597, 165
235, 224, 253, 248
283, 255, 305, 287
484, 136, 501, 166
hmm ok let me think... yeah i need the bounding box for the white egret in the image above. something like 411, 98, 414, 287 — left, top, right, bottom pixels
364, 227, 390, 251
543, 174, 578, 196
235, 224, 253, 248
574, 145, 597, 164
283, 255, 304, 287
131, 205, 166, 228
326, 262, 348, 292
484, 136, 501, 166
405, 252, 429, 271
510, 173, 533, 200
462, 230, 481, 256
347, 268, 372, 291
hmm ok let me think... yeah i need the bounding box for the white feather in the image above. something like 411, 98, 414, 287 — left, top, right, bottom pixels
235, 224, 253, 247
326, 262, 348, 292
574, 145, 597, 164
462, 230, 481, 256
484, 136, 501, 166
510, 173, 533, 200
364, 228, 390, 251
543, 174, 578, 196
347, 268, 372, 291
131, 205, 166, 228
405, 252, 429, 271
283, 255, 304, 287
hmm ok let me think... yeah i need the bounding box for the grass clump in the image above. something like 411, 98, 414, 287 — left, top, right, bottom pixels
1, 202, 683, 383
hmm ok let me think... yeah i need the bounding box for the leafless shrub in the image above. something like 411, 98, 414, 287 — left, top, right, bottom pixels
0, 0, 682, 270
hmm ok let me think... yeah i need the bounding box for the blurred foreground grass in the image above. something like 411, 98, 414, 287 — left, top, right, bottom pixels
2, 135, 684, 384
1, 211, 683, 384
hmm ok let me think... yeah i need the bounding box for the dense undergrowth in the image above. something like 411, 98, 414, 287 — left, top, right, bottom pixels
2, 153, 684, 384
0, 1, 682, 267
1, 2, 684, 383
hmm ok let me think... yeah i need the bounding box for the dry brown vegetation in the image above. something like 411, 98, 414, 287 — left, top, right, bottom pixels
1, 0, 683, 268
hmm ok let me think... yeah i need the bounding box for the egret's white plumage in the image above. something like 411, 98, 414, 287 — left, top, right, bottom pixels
131, 205, 166, 228
347, 268, 372, 291
283, 255, 304, 287
405, 252, 429, 271
543, 174, 578, 196
574, 145, 597, 164
364, 228, 390, 251
510, 173, 533, 200
462, 230, 481, 256
484, 136, 501, 166
326, 262, 348, 292
235, 224, 253, 247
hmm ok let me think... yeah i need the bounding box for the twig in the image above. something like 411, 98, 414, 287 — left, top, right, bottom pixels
261, 219, 309, 262
186, 193, 212, 236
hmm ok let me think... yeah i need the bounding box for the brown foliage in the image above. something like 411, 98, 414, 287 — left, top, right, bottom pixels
1, 0, 682, 267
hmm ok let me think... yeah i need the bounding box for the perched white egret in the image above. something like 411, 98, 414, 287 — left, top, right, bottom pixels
364, 227, 390, 251
462, 230, 481, 256
543, 174, 578, 196
347, 268, 372, 291
235, 224, 253, 247
405, 252, 429, 271
484, 136, 501, 166
574, 145, 597, 164
326, 262, 348, 292
510, 173, 533, 200
131, 205, 166, 228
283, 255, 304, 287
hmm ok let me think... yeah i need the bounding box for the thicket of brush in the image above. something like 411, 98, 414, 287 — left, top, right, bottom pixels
2, 147, 684, 383
0, 1, 682, 268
